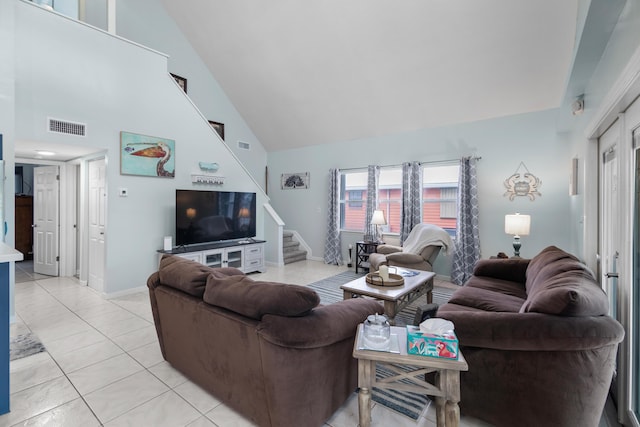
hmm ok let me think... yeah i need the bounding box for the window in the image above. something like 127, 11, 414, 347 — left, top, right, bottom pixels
339, 163, 460, 237
340, 171, 367, 231
422, 164, 459, 236
377, 168, 402, 233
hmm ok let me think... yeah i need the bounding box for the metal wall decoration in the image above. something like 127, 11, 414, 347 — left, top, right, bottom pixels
503, 162, 542, 201
281, 172, 310, 189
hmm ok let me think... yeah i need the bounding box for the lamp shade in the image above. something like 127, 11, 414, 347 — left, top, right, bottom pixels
371, 210, 387, 226
505, 213, 530, 236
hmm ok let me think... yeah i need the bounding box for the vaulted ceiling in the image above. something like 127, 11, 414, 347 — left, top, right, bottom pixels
161, 0, 580, 151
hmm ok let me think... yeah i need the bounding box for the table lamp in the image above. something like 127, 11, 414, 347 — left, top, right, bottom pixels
371, 210, 387, 243
504, 213, 530, 257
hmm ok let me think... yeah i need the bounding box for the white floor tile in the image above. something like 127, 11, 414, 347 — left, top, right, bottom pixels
186, 416, 218, 427
17, 397, 101, 427
104, 390, 201, 427
174, 380, 221, 414
83, 370, 169, 424
92, 315, 151, 339
110, 325, 158, 351
127, 341, 164, 368
10, 352, 64, 394
148, 361, 189, 388
67, 353, 144, 395
44, 328, 110, 358
53, 339, 124, 373
1, 376, 79, 426
205, 404, 258, 427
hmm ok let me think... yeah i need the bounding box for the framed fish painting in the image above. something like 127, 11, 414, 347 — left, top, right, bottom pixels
120, 131, 175, 178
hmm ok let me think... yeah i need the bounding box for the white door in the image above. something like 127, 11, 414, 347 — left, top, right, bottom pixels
33, 166, 59, 276
88, 158, 106, 292
599, 122, 620, 317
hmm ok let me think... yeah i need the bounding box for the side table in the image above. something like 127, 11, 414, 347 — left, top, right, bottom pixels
355, 241, 383, 274
353, 325, 468, 427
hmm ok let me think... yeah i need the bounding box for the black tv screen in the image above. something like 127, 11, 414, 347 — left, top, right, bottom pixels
176, 189, 257, 246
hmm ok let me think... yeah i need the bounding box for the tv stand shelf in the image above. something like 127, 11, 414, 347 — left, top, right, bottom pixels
158, 239, 266, 273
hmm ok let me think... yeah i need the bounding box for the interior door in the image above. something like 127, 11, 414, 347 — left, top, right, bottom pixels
33, 166, 59, 276
88, 158, 106, 292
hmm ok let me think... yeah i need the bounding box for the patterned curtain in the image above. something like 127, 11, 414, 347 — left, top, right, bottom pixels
451, 157, 480, 285
364, 165, 380, 241
323, 168, 343, 265
401, 161, 422, 244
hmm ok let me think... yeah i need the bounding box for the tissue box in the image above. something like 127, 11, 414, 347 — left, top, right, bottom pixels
406, 325, 459, 359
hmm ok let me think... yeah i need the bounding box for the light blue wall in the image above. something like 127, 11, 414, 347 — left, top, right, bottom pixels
566, 0, 640, 256
14, 2, 268, 294
268, 108, 571, 277
116, 0, 268, 191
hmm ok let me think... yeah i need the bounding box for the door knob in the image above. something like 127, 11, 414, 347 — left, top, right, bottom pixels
605, 272, 619, 278
31, 224, 37, 228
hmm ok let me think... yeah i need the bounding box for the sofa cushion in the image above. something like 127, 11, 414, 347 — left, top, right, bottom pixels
465, 276, 528, 299
158, 255, 244, 298
521, 272, 609, 316
448, 286, 525, 313
203, 275, 320, 320
525, 246, 584, 294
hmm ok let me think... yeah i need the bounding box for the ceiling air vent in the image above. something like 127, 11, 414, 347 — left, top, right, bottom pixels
238, 141, 251, 150
48, 118, 86, 137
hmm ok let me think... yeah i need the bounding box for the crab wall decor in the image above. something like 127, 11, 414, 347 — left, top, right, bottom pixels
503, 162, 542, 201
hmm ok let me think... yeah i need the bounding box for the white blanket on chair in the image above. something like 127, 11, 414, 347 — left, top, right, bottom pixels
402, 224, 454, 255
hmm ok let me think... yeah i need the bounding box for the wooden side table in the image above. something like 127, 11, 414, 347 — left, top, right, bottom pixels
355, 241, 382, 273
352, 325, 468, 427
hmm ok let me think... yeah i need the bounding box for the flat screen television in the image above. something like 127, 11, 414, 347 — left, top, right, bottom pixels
176, 189, 257, 246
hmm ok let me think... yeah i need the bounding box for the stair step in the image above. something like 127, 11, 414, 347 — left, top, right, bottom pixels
283, 240, 300, 250
284, 250, 307, 264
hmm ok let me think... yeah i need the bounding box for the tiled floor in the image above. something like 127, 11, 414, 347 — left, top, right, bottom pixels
0, 260, 591, 426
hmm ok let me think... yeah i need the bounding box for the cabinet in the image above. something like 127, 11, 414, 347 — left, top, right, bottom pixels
161, 240, 266, 274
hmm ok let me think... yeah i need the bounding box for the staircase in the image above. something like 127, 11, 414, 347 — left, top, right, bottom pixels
283, 231, 307, 264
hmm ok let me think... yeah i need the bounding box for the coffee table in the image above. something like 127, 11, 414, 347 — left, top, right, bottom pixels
353, 325, 468, 427
341, 268, 435, 325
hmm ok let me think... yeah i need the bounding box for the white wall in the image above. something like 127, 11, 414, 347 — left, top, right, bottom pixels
267, 108, 572, 276
14, 2, 268, 295
116, 0, 268, 191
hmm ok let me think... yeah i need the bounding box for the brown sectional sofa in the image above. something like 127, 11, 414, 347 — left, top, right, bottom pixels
437, 246, 625, 427
147, 255, 382, 427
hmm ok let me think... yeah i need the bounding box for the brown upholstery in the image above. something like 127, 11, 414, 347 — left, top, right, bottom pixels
148, 255, 382, 427
437, 246, 625, 427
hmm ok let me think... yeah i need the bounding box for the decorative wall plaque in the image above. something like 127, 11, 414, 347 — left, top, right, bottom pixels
503, 162, 542, 201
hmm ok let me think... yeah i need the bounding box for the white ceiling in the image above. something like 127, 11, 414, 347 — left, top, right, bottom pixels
161, 0, 579, 151
15, 140, 103, 162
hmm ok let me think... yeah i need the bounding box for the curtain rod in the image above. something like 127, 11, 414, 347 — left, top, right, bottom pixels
337, 156, 481, 172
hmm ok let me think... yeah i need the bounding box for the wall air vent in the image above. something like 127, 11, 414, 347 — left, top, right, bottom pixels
48, 118, 86, 137
238, 141, 251, 150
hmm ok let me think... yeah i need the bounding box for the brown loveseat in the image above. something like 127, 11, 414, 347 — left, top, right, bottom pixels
147, 255, 381, 427
437, 246, 624, 427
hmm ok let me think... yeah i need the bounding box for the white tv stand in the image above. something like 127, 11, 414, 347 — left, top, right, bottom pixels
159, 239, 266, 273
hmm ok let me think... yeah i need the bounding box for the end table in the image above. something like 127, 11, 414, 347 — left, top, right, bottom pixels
355, 241, 383, 274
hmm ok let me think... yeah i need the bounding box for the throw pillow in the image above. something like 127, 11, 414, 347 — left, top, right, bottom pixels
203, 275, 320, 320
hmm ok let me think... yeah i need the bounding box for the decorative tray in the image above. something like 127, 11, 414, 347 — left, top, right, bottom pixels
366, 272, 405, 287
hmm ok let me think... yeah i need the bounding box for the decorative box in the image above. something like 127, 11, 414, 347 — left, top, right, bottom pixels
406, 325, 459, 359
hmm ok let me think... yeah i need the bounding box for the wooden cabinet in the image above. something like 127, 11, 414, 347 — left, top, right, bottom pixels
15, 195, 33, 260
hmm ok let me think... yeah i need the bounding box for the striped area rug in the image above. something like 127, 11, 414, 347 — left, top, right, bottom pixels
306, 270, 456, 420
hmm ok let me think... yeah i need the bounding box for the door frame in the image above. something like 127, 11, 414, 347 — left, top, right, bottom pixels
15, 158, 78, 278
585, 45, 640, 426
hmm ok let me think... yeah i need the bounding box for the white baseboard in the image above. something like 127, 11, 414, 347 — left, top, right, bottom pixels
104, 285, 147, 299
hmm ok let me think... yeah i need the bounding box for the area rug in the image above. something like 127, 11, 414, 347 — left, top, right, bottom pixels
10, 333, 46, 361
306, 270, 456, 420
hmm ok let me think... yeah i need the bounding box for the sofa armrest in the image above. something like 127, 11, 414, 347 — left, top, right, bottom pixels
472, 258, 530, 283
376, 244, 402, 255
258, 298, 382, 348
437, 310, 624, 351
385, 252, 424, 264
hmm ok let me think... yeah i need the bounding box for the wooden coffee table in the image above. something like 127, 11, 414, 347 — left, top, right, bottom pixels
341, 268, 435, 325
353, 325, 468, 427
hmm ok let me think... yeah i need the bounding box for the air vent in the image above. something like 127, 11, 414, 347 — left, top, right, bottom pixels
238, 141, 251, 150
48, 118, 86, 136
